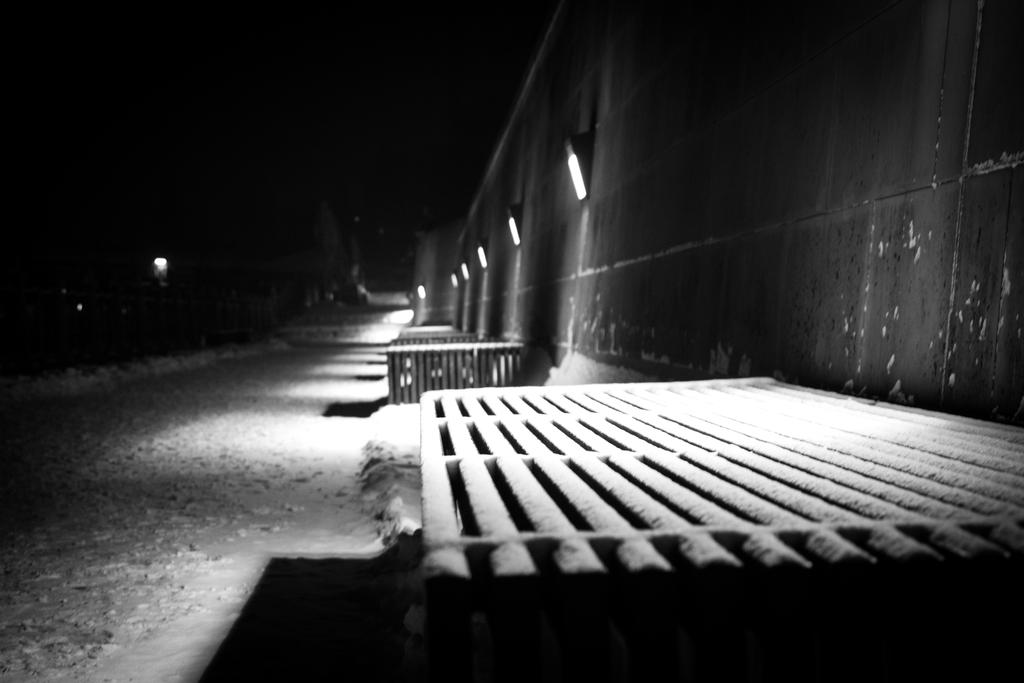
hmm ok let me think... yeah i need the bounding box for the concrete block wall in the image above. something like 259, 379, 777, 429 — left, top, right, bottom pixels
416, 0, 1023, 420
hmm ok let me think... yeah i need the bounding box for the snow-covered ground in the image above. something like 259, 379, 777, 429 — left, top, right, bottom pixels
0, 329, 655, 681
0, 341, 421, 681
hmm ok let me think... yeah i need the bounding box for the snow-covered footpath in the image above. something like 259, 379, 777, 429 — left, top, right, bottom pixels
0, 342, 421, 681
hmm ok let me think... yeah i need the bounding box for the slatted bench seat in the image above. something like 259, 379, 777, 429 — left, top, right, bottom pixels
418, 376, 1024, 683
392, 325, 479, 345
386, 339, 524, 404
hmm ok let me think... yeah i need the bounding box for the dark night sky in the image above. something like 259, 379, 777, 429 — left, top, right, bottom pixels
30, 4, 553, 264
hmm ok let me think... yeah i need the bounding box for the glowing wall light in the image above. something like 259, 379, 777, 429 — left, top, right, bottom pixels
451, 272, 459, 287
152, 256, 169, 285
507, 203, 523, 246
567, 154, 586, 199
461, 262, 470, 280
417, 284, 426, 300
477, 244, 488, 269
565, 131, 594, 200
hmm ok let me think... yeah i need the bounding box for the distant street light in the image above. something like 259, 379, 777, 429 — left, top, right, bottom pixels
417, 284, 426, 299
477, 245, 488, 269
461, 262, 470, 280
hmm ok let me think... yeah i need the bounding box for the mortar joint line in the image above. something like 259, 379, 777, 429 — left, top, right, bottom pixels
940, 0, 984, 405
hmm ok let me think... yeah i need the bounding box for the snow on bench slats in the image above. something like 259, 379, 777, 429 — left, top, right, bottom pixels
926, 525, 1008, 560
423, 380, 1023, 565
551, 416, 624, 452
641, 452, 808, 525
420, 411, 461, 542
681, 411, 968, 521
736, 385, 1024, 469
481, 394, 516, 417
440, 396, 463, 420
578, 416, 675, 454
802, 529, 876, 565
644, 434, 866, 524
701, 388, 1024, 506
989, 523, 1024, 554
394, 341, 522, 352
629, 386, 692, 411
500, 394, 541, 415
604, 414, 698, 452
531, 456, 633, 532
663, 391, 1018, 517
677, 534, 743, 568
607, 454, 744, 526
515, 394, 555, 415
635, 400, 952, 521
616, 538, 672, 572
472, 419, 520, 456
460, 395, 490, 418
494, 457, 575, 533
423, 547, 471, 579
760, 382, 1024, 445
600, 393, 685, 420
585, 391, 647, 414
421, 454, 461, 542
459, 457, 518, 536
538, 393, 586, 415
445, 420, 483, 456
562, 392, 617, 414
599, 389, 673, 418
498, 419, 559, 455
600, 390, 921, 520
526, 418, 593, 455
491, 542, 538, 577
751, 383, 1024, 459
569, 456, 691, 531
702, 386, 1024, 488
864, 526, 943, 563
711, 384, 1015, 461
420, 405, 443, 456
553, 538, 606, 574
741, 533, 812, 569
418, 379, 1023, 680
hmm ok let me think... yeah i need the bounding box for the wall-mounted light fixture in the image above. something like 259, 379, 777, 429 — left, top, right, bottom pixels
417, 284, 426, 300
565, 130, 594, 200
450, 271, 459, 288
460, 262, 470, 280
477, 243, 488, 269
152, 257, 169, 286
507, 203, 523, 246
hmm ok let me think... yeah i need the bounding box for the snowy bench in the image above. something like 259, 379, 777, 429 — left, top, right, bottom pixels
391, 325, 479, 345
386, 339, 523, 404
418, 377, 1024, 683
